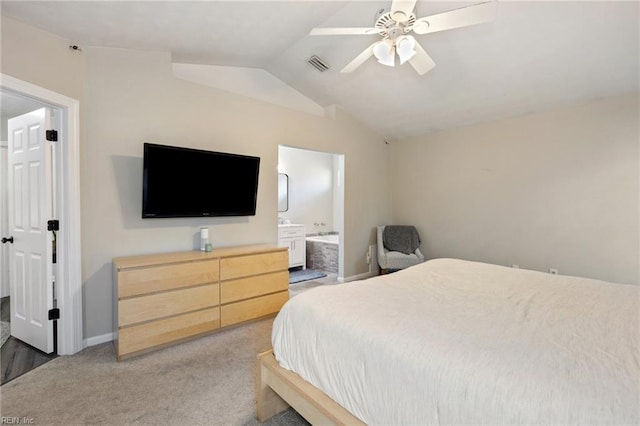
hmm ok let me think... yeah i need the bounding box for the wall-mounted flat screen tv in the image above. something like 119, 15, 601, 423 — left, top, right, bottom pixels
142, 143, 260, 218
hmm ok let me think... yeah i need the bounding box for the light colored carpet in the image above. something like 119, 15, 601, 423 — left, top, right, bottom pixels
0, 321, 10, 348
0, 317, 307, 426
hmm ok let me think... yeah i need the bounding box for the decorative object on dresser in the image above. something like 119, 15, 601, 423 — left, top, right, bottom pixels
277, 225, 305, 269
113, 244, 289, 361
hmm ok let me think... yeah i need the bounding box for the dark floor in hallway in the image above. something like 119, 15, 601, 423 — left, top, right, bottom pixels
1, 296, 57, 385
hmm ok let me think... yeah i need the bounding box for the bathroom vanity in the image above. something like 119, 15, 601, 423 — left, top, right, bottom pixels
278, 224, 306, 269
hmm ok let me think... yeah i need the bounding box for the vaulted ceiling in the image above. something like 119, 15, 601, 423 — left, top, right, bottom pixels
2, 1, 638, 140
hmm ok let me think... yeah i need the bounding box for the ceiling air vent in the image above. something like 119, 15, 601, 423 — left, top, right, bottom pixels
306, 55, 330, 72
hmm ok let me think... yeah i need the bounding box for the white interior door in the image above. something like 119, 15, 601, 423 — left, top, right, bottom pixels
0, 144, 10, 298
7, 108, 54, 353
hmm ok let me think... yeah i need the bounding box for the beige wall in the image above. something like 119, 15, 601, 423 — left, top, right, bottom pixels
1, 16, 83, 101
6, 12, 637, 346
392, 93, 639, 285
2, 17, 391, 339
84, 49, 391, 338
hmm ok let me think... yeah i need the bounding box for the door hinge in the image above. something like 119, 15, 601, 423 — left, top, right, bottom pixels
46, 129, 58, 142
47, 220, 60, 231
48, 308, 60, 320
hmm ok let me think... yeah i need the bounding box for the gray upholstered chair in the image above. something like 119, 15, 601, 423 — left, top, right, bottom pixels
377, 225, 425, 274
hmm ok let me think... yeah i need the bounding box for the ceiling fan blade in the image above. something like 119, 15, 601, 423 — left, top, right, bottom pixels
310, 27, 380, 36
341, 43, 377, 73
391, 0, 417, 22
408, 41, 436, 75
412, 1, 497, 35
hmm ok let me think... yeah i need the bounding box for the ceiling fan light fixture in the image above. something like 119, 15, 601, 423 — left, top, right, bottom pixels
396, 35, 417, 64
310, 0, 497, 75
373, 40, 395, 67
391, 10, 408, 22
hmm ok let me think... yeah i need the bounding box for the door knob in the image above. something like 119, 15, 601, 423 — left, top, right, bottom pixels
1, 237, 14, 244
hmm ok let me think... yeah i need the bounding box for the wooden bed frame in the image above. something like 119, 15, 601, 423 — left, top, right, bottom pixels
256, 350, 365, 425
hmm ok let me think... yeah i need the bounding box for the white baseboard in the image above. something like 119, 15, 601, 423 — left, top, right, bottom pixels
84, 332, 115, 348
339, 271, 377, 283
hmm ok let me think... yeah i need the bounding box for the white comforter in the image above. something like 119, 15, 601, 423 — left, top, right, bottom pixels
272, 258, 640, 425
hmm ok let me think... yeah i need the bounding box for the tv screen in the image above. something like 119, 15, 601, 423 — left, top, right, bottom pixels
142, 143, 260, 218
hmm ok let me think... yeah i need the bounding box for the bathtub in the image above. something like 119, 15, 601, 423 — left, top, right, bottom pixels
305, 234, 339, 273
306, 234, 339, 244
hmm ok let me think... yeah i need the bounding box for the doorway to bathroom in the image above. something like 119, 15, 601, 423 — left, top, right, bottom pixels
277, 145, 344, 289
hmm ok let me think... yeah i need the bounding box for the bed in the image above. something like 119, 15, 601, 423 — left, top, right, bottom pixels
257, 258, 639, 425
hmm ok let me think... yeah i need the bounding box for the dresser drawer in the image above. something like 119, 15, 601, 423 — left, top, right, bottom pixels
221, 271, 289, 304
119, 283, 219, 327
220, 251, 288, 281
118, 260, 219, 299
118, 307, 220, 359
278, 226, 305, 238
220, 291, 289, 327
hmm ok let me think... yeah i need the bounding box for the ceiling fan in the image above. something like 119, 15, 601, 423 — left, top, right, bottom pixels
310, 0, 497, 75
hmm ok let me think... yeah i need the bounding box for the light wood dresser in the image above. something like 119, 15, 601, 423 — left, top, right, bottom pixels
113, 244, 289, 361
